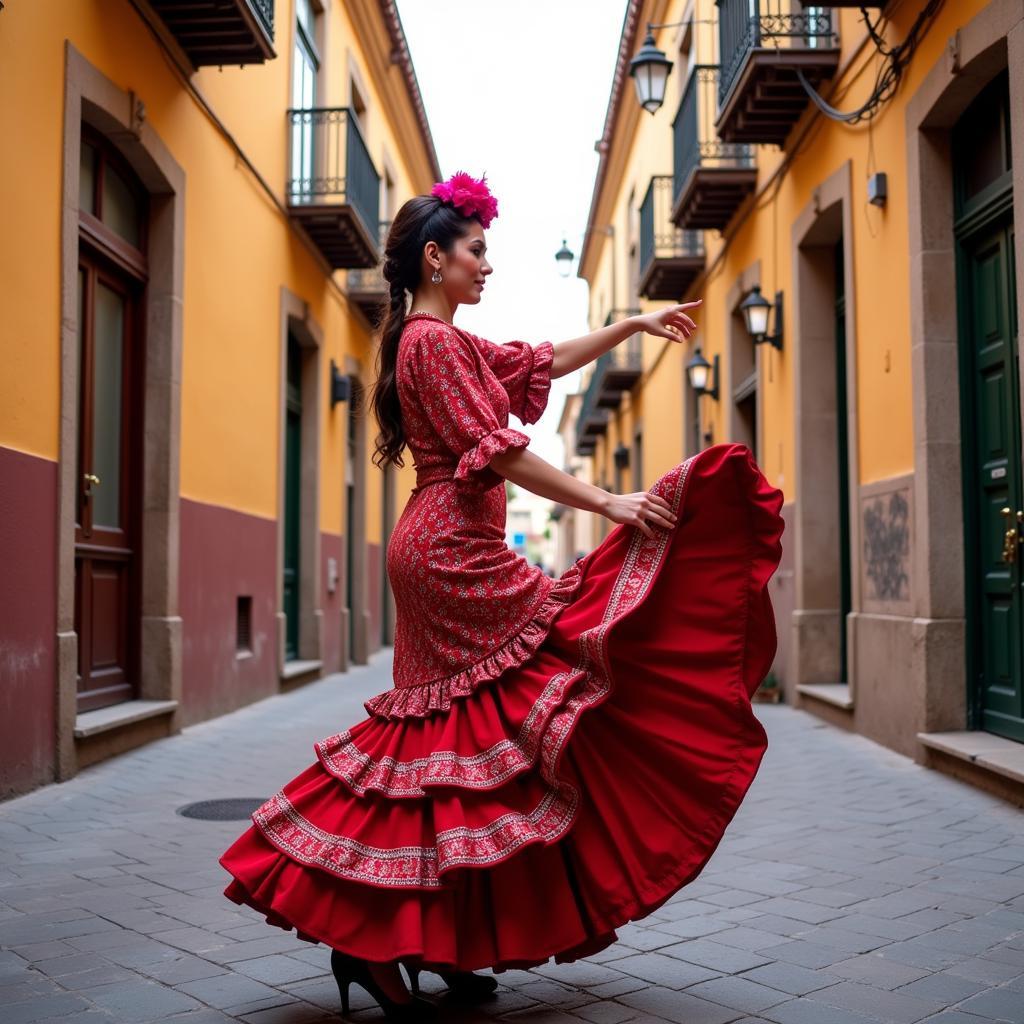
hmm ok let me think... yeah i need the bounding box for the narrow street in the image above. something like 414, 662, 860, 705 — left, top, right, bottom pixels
1, 652, 1022, 1024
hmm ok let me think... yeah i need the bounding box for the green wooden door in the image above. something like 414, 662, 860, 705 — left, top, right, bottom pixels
954, 70, 1022, 742
284, 338, 302, 662
962, 220, 1023, 741
835, 239, 851, 683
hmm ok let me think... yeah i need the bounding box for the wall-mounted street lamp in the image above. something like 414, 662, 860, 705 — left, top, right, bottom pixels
686, 347, 719, 400
554, 225, 618, 302
555, 238, 575, 279
629, 30, 674, 114
739, 285, 784, 351
613, 443, 630, 469
330, 359, 351, 408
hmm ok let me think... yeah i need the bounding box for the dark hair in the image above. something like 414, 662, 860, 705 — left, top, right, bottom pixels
370, 196, 479, 471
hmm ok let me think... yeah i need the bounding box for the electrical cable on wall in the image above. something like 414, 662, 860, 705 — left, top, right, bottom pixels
796, 0, 945, 125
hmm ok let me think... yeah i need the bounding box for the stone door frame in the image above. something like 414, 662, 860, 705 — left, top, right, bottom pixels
58, 43, 185, 778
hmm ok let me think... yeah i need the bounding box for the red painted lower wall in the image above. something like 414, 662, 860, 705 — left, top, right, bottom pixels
179, 497, 278, 726
0, 445, 57, 797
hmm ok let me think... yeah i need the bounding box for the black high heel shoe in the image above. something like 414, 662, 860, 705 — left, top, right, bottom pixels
330, 949, 438, 1021
406, 963, 499, 999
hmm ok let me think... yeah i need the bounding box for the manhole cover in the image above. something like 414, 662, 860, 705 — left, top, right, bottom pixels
177, 798, 267, 821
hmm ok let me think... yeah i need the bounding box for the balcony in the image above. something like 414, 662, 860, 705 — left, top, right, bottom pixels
639, 176, 704, 300
286, 108, 381, 269
575, 373, 609, 457
148, 0, 275, 66
346, 221, 390, 325
595, 311, 642, 409
716, 0, 839, 146
672, 66, 757, 230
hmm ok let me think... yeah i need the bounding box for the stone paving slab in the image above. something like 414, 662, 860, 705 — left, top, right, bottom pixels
1, 650, 1022, 1023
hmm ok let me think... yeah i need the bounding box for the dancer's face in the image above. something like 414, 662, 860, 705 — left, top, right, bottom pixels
429, 222, 492, 307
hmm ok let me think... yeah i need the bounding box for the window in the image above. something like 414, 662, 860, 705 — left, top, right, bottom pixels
291, 0, 320, 196
236, 595, 253, 654
79, 132, 145, 250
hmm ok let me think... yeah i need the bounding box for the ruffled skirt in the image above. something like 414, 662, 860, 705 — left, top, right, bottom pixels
219, 442, 785, 971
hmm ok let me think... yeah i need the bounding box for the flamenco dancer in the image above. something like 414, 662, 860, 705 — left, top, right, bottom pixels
219, 172, 785, 1020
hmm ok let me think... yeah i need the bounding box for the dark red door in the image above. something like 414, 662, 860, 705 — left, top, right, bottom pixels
75, 256, 144, 712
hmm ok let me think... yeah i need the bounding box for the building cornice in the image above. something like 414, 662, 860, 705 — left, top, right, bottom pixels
579, 0, 645, 280
377, 0, 443, 184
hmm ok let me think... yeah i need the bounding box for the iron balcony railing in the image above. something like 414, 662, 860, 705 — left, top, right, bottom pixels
716, 0, 836, 108
250, 0, 274, 40
286, 107, 380, 241
639, 176, 703, 277
347, 221, 391, 293
576, 369, 610, 448
673, 65, 755, 205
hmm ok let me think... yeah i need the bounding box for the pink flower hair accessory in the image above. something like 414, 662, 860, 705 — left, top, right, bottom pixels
430, 171, 499, 228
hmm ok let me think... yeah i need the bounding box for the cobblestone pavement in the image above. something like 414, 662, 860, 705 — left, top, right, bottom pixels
2, 650, 1024, 1024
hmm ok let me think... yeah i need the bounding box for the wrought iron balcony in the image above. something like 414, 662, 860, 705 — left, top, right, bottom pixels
347, 221, 390, 325
716, 0, 839, 145
575, 372, 609, 456
595, 310, 643, 409
286, 108, 381, 269
639, 176, 704, 300
148, 0, 275, 66
672, 66, 757, 230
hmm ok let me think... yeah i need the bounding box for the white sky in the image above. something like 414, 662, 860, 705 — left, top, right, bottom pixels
393, 0, 627, 467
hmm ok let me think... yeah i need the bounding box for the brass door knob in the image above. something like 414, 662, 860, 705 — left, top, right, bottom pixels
83, 473, 100, 486
1000, 507, 1021, 564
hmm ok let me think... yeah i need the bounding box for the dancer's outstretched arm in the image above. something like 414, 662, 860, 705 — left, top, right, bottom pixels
489, 447, 677, 541
548, 301, 702, 379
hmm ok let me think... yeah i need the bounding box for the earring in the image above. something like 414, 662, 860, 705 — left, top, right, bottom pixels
431, 268, 442, 284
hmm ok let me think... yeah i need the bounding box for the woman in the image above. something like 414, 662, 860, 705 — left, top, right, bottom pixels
219, 172, 785, 1021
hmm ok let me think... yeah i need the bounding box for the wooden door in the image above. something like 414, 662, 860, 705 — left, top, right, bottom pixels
835, 240, 852, 683
75, 257, 143, 712
284, 336, 302, 662
955, 70, 1023, 741
961, 220, 1023, 740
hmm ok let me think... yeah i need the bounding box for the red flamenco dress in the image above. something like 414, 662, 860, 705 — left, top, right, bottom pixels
219, 310, 785, 972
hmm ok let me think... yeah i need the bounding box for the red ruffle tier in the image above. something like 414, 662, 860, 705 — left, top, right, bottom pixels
219, 443, 785, 972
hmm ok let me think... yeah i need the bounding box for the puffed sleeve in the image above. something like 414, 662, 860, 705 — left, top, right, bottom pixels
410, 326, 531, 491
462, 330, 555, 425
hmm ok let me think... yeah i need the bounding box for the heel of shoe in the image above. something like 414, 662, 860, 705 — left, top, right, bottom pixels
331, 949, 437, 1022
408, 966, 420, 994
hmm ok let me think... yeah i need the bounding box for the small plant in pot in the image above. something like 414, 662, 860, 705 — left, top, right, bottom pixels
753, 670, 782, 704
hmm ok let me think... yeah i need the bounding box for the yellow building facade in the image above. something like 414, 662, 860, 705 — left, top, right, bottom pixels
0, 0, 439, 797
572, 0, 1024, 801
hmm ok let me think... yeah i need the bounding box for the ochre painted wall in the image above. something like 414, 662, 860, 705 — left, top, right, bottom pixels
580, 0, 995, 502
0, 0, 425, 537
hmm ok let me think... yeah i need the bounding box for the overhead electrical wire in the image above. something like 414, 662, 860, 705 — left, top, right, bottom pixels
796, 0, 945, 125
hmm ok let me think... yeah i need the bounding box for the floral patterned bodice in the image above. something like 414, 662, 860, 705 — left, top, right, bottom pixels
372, 313, 584, 719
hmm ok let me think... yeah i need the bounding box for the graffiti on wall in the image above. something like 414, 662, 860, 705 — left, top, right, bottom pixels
862, 489, 911, 602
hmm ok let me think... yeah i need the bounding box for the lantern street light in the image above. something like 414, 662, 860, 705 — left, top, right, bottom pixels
739, 285, 784, 350
554, 226, 617, 300
629, 30, 674, 114
686, 347, 719, 400
554, 239, 575, 279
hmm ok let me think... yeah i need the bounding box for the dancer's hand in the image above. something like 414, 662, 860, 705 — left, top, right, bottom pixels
631, 300, 702, 343
601, 491, 678, 539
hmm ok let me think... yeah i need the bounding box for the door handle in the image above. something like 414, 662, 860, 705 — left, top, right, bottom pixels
83, 472, 100, 499
83, 473, 100, 485
1000, 507, 1022, 564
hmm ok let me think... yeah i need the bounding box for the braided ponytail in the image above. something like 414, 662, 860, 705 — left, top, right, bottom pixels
370, 196, 479, 470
